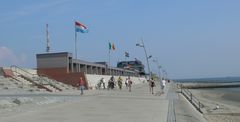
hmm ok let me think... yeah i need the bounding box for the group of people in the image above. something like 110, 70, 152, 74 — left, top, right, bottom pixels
149, 78, 167, 94
78, 76, 167, 95
98, 76, 133, 92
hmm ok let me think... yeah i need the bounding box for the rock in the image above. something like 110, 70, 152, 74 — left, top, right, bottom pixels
12, 97, 33, 105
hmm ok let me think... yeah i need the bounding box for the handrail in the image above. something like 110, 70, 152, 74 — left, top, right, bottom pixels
38, 74, 59, 83
180, 84, 203, 113
10, 65, 64, 92
11, 65, 54, 86
11, 65, 35, 78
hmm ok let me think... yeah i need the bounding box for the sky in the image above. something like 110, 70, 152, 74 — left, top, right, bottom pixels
1, 0, 240, 79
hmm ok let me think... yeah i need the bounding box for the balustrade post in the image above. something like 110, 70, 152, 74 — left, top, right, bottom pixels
190, 93, 192, 103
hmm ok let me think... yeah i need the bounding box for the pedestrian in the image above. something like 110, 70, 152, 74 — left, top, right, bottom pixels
117, 76, 123, 90
108, 76, 115, 90
79, 77, 84, 95
102, 77, 106, 89
128, 77, 132, 92
125, 78, 128, 89
160, 78, 166, 94
100, 77, 106, 89
149, 78, 155, 94
111, 76, 115, 89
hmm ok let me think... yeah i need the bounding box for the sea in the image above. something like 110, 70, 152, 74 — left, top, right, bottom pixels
175, 76, 240, 83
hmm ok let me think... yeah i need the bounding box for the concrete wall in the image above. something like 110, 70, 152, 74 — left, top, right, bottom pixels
85, 74, 147, 89
37, 67, 67, 76
37, 67, 88, 89
37, 57, 68, 68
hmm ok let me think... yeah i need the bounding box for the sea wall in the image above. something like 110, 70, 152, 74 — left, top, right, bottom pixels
178, 82, 240, 89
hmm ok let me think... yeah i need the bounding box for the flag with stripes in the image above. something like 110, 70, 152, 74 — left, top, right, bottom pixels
75, 21, 88, 33
109, 42, 116, 50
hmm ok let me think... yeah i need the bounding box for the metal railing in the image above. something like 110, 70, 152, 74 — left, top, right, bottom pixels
37, 74, 64, 91
10, 65, 61, 91
11, 65, 50, 85
179, 84, 203, 113
11, 65, 39, 83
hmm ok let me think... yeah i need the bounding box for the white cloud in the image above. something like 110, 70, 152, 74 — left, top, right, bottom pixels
0, 46, 28, 67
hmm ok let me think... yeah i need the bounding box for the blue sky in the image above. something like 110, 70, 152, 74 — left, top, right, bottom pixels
1, 0, 240, 79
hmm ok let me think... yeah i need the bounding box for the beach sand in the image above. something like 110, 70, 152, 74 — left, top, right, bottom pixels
189, 88, 240, 122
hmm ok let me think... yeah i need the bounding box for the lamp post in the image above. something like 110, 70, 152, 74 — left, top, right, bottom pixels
136, 39, 152, 80
162, 69, 167, 80
153, 58, 162, 81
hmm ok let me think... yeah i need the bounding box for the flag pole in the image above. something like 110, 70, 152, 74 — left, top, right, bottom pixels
125, 53, 127, 67
109, 45, 111, 76
124, 53, 127, 76
125, 55, 126, 64
46, 24, 50, 53
75, 23, 77, 60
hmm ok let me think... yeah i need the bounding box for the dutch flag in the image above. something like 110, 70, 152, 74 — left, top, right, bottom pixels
75, 21, 88, 33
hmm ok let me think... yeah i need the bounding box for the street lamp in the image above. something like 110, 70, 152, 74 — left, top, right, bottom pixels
153, 58, 162, 81
136, 39, 151, 80
136, 43, 143, 47
162, 69, 167, 80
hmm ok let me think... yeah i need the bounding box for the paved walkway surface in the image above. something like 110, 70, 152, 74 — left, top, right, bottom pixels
167, 82, 179, 122
1, 83, 170, 122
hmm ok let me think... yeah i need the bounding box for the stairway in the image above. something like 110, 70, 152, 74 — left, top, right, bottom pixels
11, 65, 62, 92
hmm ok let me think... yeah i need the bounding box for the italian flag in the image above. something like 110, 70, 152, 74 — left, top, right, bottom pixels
109, 42, 115, 50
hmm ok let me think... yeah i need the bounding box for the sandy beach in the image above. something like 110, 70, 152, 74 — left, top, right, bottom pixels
186, 87, 240, 122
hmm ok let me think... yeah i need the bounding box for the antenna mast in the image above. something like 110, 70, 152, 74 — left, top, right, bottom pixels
46, 24, 50, 52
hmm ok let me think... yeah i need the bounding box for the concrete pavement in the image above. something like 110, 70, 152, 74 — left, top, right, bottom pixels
1, 83, 170, 122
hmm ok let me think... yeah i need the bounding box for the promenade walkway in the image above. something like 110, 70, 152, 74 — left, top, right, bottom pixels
1, 82, 171, 122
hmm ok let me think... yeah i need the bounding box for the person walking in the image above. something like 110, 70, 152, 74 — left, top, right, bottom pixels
79, 77, 84, 95
108, 76, 115, 90
160, 78, 166, 94
100, 77, 106, 89
117, 76, 123, 90
125, 78, 128, 89
149, 78, 155, 94
128, 77, 132, 92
